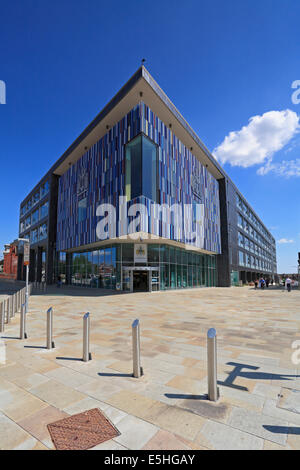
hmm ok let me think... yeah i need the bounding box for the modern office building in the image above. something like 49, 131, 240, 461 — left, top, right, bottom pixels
17, 66, 277, 291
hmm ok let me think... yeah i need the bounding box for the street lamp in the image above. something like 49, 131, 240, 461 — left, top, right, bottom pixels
13, 238, 30, 314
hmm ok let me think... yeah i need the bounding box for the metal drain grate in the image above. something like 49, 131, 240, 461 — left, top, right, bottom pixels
47, 408, 120, 450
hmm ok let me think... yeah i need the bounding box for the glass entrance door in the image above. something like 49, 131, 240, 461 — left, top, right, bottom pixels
133, 271, 149, 292
151, 270, 159, 292
122, 269, 132, 292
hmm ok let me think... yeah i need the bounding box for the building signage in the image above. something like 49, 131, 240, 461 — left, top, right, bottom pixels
77, 168, 89, 196
134, 244, 147, 263
191, 173, 203, 202
23, 243, 30, 266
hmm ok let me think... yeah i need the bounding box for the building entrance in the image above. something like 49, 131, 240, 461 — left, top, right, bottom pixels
122, 266, 160, 292
133, 270, 149, 292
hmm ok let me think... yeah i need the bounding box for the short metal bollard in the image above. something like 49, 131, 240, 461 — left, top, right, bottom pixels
46, 307, 55, 349
10, 295, 14, 318
207, 328, 219, 402
0, 301, 4, 332
7, 296, 11, 323
82, 313, 92, 362
11, 294, 14, 317
5, 299, 9, 324
132, 319, 143, 378
20, 303, 27, 340
12, 293, 16, 317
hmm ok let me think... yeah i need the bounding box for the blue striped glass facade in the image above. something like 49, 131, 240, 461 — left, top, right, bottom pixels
57, 102, 221, 254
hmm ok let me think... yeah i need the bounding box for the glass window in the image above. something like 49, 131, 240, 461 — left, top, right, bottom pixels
170, 264, 176, 289
40, 202, 49, 219
238, 214, 243, 228
148, 245, 159, 263
177, 264, 182, 288
126, 135, 142, 200
239, 251, 244, 266
160, 245, 169, 263
31, 209, 39, 225
125, 134, 158, 202
39, 223, 47, 240
244, 237, 249, 251
40, 180, 49, 198
122, 244, 133, 263
26, 199, 32, 212
78, 197, 87, 223
25, 216, 31, 229
160, 264, 167, 290
142, 135, 157, 201
169, 247, 176, 263
111, 247, 117, 267
182, 265, 187, 287
32, 191, 40, 205
30, 228, 38, 244
238, 232, 244, 247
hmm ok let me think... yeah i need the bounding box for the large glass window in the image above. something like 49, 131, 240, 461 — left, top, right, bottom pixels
125, 134, 158, 202
39, 223, 47, 240
30, 228, 38, 244
78, 197, 87, 223
32, 191, 40, 206
238, 232, 244, 247
25, 216, 31, 229
55, 244, 217, 291
40, 180, 49, 198
238, 214, 243, 229
31, 209, 39, 225
40, 202, 49, 219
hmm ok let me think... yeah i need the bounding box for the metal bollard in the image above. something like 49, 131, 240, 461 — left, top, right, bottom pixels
7, 296, 11, 323
82, 313, 92, 362
13, 293, 16, 316
0, 301, 4, 332
20, 303, 27, 340
207, 328, 219, 402
10, 295, 13, 319
11, 294, 14, 317
5, 299, 9, 324
46, 307, 55, 349
132, 319, 143, 378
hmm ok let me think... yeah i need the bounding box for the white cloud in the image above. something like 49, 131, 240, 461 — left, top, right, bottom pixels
257, 158, 300, 177
213, 110, 299, 168
277, 238, 294, 244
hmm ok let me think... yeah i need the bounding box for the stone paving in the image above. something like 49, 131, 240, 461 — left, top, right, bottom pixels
0, 284, 300, 450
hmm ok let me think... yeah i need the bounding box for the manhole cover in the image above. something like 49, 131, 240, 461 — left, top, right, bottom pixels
47, 408, 120, 450
277, 388, 300, 414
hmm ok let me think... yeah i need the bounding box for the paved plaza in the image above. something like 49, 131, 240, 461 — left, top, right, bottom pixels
0, 284, 300, 450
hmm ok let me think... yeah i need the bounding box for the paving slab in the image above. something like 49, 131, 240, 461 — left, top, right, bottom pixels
0, 285, 300, 450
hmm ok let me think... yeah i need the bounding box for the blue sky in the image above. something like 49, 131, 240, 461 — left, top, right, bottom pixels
0, 0, 299, 272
